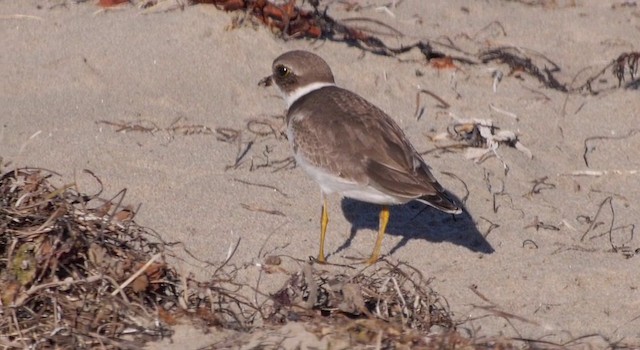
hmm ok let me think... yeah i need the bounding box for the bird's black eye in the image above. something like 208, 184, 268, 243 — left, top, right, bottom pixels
275, 65, 290, 78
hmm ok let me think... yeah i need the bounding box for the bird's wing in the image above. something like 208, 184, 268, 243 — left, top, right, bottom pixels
288, 86, 454, 206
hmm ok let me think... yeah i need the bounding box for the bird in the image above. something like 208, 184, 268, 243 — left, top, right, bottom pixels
259, 50, 462, 265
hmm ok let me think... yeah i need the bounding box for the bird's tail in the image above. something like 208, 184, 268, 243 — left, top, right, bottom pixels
416, 193, 462, 215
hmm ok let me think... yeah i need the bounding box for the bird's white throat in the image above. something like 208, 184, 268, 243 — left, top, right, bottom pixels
283, 82, 335, 109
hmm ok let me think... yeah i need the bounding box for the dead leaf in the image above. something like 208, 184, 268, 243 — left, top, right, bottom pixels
264, 255, 281, 266
114, 206, 134, 221
93, 201, 112, 217
1, 280, 22, 306
337, 283, 369, 316
99, 0, 129, 7
143, 262, 166, 282
132, 274, 149, 293
431, 57, 457, 70
157, 307, 178, 326
88, 243, 107, 267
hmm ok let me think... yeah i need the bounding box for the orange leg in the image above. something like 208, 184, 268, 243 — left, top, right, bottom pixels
317, 195, 329, 263
366, 205, 389, 265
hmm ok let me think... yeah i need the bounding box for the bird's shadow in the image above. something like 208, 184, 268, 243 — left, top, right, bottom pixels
333, 193, 493, 259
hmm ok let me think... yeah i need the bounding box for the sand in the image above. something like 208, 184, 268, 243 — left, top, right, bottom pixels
1, 0, 639, 348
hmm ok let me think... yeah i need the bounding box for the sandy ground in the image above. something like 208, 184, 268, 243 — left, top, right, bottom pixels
2, 0, 639, 348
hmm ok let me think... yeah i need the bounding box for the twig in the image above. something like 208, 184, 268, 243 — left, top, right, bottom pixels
212, 235, 241, 278
233, 178, 289, 197
0, 14, 44, 20
489, 103, 518, 121
111, 253, 162, 296
414, 89, 450, 120
240, 203, 286, 216
25, 275, 104, 297
580, 197, 614, 242
559, 169, 639, 177
583, 129, 640, 167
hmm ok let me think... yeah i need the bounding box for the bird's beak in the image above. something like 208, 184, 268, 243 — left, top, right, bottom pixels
258, 75, 273, 87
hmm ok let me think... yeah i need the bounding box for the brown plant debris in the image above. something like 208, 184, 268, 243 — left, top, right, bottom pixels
0, 167, 468, 349
0, 168, 261, 349
612, 52, 640, 87
241, 260, 500, 349
215, 116, 296, 172
195, 0, 470, 64
99, 0, 128, 8
123, 2, 638, 95
479, 46, 568, 92
97, 117, 214, 136
584, 51, 640, 92
267, 261, 452, 327
0, 168, 176, 349
3, 167, 632, 349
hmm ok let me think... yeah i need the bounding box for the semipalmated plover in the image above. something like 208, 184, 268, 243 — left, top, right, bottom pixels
260, 50, 462, 264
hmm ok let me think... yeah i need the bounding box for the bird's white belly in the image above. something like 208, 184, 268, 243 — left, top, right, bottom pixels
293, 153, 407, 205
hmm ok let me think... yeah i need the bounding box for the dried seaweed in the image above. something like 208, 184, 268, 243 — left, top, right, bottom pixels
196, 0, 472, 64
0, 165, 482, 349
215, 116, 294, 172
97, 118, 214, 136
612, 52, 640, 88
575, 51, 640, 94
479, 46, 568, 92
0, 165, 488, 348
0, 168, 175, 349
250, 260, 473, 349
0, 168, 256, 349
3, 167, 636, 348
3, 168, 460, 349
135, 1, 638, 95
